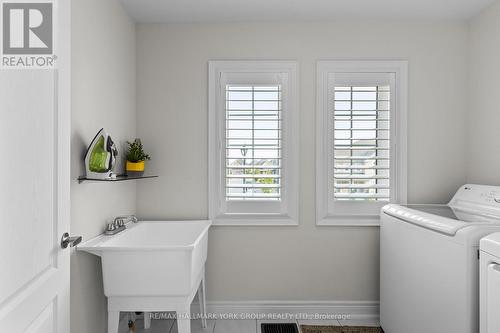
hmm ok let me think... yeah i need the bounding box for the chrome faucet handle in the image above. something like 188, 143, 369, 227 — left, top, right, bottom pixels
113, 217, 124, 227
104, 219, 126, 236
113, 215, 138, 225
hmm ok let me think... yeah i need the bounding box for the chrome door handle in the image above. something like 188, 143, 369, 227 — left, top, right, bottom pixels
490, 263, 500, 273
60, 232, 82, 249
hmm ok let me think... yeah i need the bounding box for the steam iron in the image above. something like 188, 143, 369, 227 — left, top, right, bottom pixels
84, 128, 118, 179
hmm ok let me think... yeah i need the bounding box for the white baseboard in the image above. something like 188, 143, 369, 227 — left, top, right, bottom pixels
190, 301, 379, 320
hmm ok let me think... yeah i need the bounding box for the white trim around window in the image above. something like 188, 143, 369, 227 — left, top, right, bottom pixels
316, 60, 408, 226
208, 61, 299, 226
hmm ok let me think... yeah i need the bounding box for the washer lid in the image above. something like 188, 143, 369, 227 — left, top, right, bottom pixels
382, 204, 500, 236
481, 232, 500, 257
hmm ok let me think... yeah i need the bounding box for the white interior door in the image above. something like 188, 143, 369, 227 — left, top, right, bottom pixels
0, 68, 70, 331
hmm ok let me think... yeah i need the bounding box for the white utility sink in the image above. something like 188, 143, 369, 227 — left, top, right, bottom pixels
78, 220, 211, 333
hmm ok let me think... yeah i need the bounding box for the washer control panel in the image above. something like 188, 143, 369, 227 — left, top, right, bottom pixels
451, 184, 500, 208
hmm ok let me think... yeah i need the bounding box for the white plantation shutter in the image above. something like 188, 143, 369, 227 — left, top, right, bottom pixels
225, 85, 282, 200
208, 61, 299, 225
327, 72, 395, 205
333, 84, 391, 201
316, 61, 407, 225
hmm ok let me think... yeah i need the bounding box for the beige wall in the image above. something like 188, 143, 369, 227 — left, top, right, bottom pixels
70, 0, 136, 332
467, 0, 500, 185
135, 21, 469, 301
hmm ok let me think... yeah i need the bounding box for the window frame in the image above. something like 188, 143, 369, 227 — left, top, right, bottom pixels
208, 61, 299, 226
316, 60, 408, 226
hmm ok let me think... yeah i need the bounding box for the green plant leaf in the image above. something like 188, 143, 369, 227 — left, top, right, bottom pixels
126, 139, 151, 162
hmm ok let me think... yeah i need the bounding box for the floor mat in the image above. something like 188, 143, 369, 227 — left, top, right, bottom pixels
300, 325, 383, 333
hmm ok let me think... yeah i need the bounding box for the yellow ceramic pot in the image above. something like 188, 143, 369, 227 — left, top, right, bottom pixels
126, 160, 145, 172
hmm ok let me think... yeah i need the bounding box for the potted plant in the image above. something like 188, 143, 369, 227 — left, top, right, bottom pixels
125, 139, 151, 175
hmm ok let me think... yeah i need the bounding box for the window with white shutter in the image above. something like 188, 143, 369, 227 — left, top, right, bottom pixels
209, 61, 298, 225
333, 83, 390, 201
317, 61, 408, 226
225, 84, 282, 201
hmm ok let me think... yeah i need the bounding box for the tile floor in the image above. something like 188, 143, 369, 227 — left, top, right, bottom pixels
118, 315, 380, 333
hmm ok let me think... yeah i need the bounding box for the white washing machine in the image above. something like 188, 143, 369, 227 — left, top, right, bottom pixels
480, 232, 500, 333
380, 184, 500, 333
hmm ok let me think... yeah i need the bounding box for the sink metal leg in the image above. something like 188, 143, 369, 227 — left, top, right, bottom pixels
198, 276, 207, 329
176, 307, 191, 333
107, 310, 119, 333
144, 312, 151, 330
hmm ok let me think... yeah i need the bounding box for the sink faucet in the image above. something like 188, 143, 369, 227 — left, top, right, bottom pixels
105, 215, 138, 236
114, 215, 138, 225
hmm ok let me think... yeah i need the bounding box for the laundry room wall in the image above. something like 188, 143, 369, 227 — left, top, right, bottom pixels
135, 21, 469, 303
70, 0, 136, 332
467, 0, 500, 185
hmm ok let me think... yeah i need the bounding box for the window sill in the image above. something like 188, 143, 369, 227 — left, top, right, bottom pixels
212, 213, 298, 226
317, 215, 380, 226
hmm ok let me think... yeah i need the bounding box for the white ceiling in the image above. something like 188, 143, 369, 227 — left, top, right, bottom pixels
120, 0, 495, 23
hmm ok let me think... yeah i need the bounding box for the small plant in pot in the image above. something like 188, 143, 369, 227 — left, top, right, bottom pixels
125, 139, 151, 176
